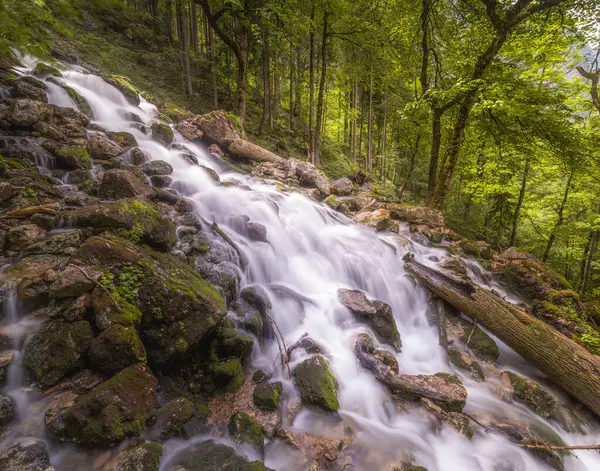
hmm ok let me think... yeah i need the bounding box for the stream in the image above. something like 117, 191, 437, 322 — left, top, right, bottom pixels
2, 54, 600, 471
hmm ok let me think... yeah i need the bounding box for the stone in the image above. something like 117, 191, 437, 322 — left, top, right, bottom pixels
87, 134, 124, 160
90, 325, 146, 374
355, 208, 398, 233
130, 147, 149, 165
151, 123, 174, 146
228, 412, 265, 456
214, 327, 254, 363
253, 381, 283, 412
103, 75, 140, 106
7, 224, 46, 251
21, 229, 87, 257
174, 120, 203, 141
448, 349, 484, 381
171, 440, 273, 471
502, 371, 556, 418
208, 144, 224, 157
99, 169, 149, 199
48, 264, 97, 299
106, 131, 138, 149
101, 442, 162, 471
0, 393, 16, 425
422, 397, 473, 439
8, 99, 47, 127
295, 160, 330, 196
0, 351, 15, 386
247, 222, 267, 242
153, 397, 195, 439
150, 175, 172, 188
338, 288, 401, 351
59, 293, 92, 322
331, 177, 353, 196
45, 365, 158, 444
0, 440, 55, 471
386, 203, 445, 227
53, 144, 92, 170
189, 111, 241, 146
293, 355, 339, 412
446, 313, 499, 363
23, 319, 93, 387
32, 63, 62, 77
142, 160, 173, 176
400, 373, 467, 413
11, 78, 48, 102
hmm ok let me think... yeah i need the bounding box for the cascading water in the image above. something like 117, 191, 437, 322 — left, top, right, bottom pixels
3, 54, 600, 471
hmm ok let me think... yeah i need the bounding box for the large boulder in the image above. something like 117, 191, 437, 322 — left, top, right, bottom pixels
99, 169, 149, 200
253, 381, 283, 412
331, 177, 353, 196
294, 160, 330, 196
90, 325, 146, 374
386, 204, 445, 227
11, 76, 48, 102
228, 412, 265, 456
106, 131, 138, 149
23, 319, 93, 387
48, 264, 98, 299
103, 75, 140, 106
354, 208, 397, 233
59, 199, 176, 251
153, 397, 195, 439
501, 371, 556, 418
53, 144, 92, 170
0, 440, 55, 471
151, 123, 174, 146
74, 234, 226, 368
6, 224, 46, 251
45, 365, 158, 444
101, 442, 162, 471
141, 160, 173, 176
293, 355, 339, 412
0, 394, 16, 425
188, 111, 240, 146
8, 99, 47, 127
23, 229, 88, 258
172, 440, 273, 471
338, 288, 401, 351
175, 120, 204, 141
87, 134, 125, 160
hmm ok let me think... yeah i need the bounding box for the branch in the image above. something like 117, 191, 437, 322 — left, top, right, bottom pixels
519, 444, 600, 451
480, 0, 504, 32
196, 0, 240, 59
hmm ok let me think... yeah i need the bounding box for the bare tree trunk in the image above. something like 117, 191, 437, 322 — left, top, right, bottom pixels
379, 99, 387, 182
308, 1, 316, 161
358, 85, 365, 162
351, 79, 357, 162
259, 30, 271, 135
579, 200, 600, 295
294, 45, 303, 120
289, 41, 294, 130
405, 256, 600, 418
543, 170, 574, 262
509, 157, 530, 247
398, 124, 420, 200
366, 73, 373, 171
177, 0, 193, 97
313, 11, 329, 167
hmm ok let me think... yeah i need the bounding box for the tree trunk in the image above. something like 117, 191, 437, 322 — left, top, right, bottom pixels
398, 124, 420, 200
366, 73, 374, 171
379, 99, 387, 182
177, 0, 193, 97
313, 11, 329, 167
236, 31, 249, 127
543, 170, 574, 262
510, 157, 530, 247
294, 45, 303, 120
190, 1, 199, 54
426, 108, 442, 202
579, 200, 600, 295
308, 1, 316, 161
259, 31, 271, 135
404, 256, 600, 418
289, 41, 294, 130
358, 85, 365, 161
351, 79, 358, 162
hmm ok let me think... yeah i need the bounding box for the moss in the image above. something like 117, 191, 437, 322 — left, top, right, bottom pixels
434, 372, 462, 386
448, 350, 484, 381
55, 145, 92, 170
103, 74, 140, 105
455, 317, 499, 363
176, 337, 189, 353
324, 194, 339, 209
253, 381, 283, 412
63, 86, 92, 118
213, 358, 244, 393
32, 62, 62, 77
0, 155, 25, 172
163, 103, 189, 122
505, 371, 556, 418
228, 412, 264, 455
151, 122, 174, 146
215, 327, 254, 363
119, 222, 145, 244
293, 355, 339, 412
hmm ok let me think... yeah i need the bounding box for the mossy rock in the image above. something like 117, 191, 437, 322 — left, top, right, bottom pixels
45, 364, 157, 444
253, 381, 283, 412
151, 122, 174, 146
293, 355, 339, 412
162, 103, 191, 123
90, 324, 146, 374
214, 327, 254, 363
448, 349, 484, 381
32, 62, 62, 77
103, 75, 140, 105
171, 440, 274, 471
504, 371, 556, 419
324, 194, 339, 209
54, 145, 92, 170
213, 358, 244, 393
155, 397, 196, 438
107, 131, 138, 149
228, 412, 264, 456
452, 315, 499, 363
63, 86, 92, 118
106, 442, 163, 471
23, 319, 93, 387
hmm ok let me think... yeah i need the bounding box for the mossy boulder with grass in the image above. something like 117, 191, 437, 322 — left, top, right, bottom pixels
32, 62, 62, 77
45, 364, 157, 445
63, 85, 92, 118
228, 412, 265, 456
172, 440, 274, 471
103, 442, 162, 471
503, 371, 556, 419
54, 145, 92, 170
253, 381, 283, 412
103, 75, 140, 106
162, 103, 192, 123
214, 327, 254, 363
151, 122, 174, 146
90, 324, 146, 374
23, 319, 93, 387
154, 397, 196, 438
293, 355, 339, 412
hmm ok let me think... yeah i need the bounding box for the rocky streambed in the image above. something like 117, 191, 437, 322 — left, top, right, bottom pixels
0, 53, 599, 471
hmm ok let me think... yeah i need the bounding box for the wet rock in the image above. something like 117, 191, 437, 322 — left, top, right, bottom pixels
174, 120, 203, 141
60, 199, 176, 251
8, 99, 47, 127
0, 440, 55, 471
99, 169, 149, 199
171, 440, 273, 471
66, 168, 92, 185
247, 222, 267, 242
422, 397, 473, 439
240, 285, 272, 317
87, 134, 124, 160
62, 85, 92, 119
253, 381, 283, 412
208, 144, 224, 157
154, 397, 195, 439
386, 204, 445, 227
30, 213, 57, 230
32, 63, 62, 77
215, 327, 254, 364
151, 123, 174, 146
295, 160, 330, 196
440, 256, 467, 276
101, 442, 162, 471
445, 313, 499, 363
103, 75, 140, 106
355, 208, 398, 233
24, 229, 87, 257
0, 393, 16, 425
338, 288, 401, 351
188, 111, 241, 146
106, 131, 138, 149
45, 364, 158, 444
130, 147, 149, 165
293, 355, 339, 412
400, 373, 467, 413
7, 224, 46, 251
53, 144, 92, 170
0, 351, 15, 386
200, 165, 220, 182
447, 349, 484, 381
11, 78, 48, 102
331, 177, 353, 196
150, 175, 172, 188
59, 293, 92, 322
90, 325, 146, 374
48, 264, 97, 299
23, 319, 93, 387
501, 371, 556, 418
142, 160, 173, 176
229, 412, 265, 456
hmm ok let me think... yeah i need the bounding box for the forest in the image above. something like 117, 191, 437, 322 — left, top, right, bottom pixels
2, 0, 600, 295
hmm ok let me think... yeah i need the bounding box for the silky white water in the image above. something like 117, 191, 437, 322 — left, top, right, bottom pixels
3, 55, 600, 471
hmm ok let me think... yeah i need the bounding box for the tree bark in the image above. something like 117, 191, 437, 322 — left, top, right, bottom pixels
577, 66, 600, 113
289, 41, 294, 130
543, 170, 573, 262
351, 79, 358, 162
308, 1, 316, 161
510, 157, 530, 247
399, 124, 421, 200
313, 11, 329, 167
259, 30, 271, 135
366, 73, 374, 171
177, 0, 193, 97
404, 256, 600, 418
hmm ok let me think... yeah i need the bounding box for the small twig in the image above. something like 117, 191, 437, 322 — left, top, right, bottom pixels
340, 464, 355, 471
466, 320, 478, 346
266, 312, 292, 379
463, 412, 491, 432
69, 264, 121, 312
519, 444, 600, 451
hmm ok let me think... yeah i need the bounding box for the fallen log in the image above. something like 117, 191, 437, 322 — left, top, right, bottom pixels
2, 202, 60, 219
228, 138, 284, 163
404, 255, 600, 417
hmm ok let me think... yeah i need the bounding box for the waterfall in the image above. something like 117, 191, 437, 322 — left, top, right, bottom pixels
2, 55, 600, 471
